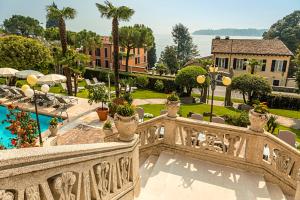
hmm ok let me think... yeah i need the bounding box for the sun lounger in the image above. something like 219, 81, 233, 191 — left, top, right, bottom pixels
92, 77, 104, 85
85, 79, 96, 87
7, 88, 22, 99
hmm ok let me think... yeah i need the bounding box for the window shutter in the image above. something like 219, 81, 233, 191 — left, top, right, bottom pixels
243, 59, 247, 70
233, 58, 237, 69
262, 60, 266, 71
271, 60, 276, 72
282, 60, 287, 72
225, 58, 229, 69
215, 58, 219, 67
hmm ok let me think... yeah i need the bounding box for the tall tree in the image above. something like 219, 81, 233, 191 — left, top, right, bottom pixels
46, 5, 77, 96
44, 27, 77, 47
76, 29, 102, 55
296, 68, 300, 92
46, 2, 59, 28
172, 23, 199, 67
160, 45, 179, 74
119, 24, 154, 72
263, 11, 300, 53
3, 15, 44, 37
96, 1, 134, 98
246, 59, 263, 74
147, 42, 157, 68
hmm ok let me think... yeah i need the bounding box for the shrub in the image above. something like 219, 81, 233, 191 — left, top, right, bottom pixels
167, 93, 179, 102
259, 93, 300, 110
49, 117, 59, 127
266, 116, 278, 134
116, 104, 135, 117
88, 85, 109, 109
224, 111, 250, 128
175, 65, 208, 97
108, 97, 126, 117
103, 120, 112, 129
123, 92, 133, 105
135, 75, 149, 88
253, 102, 269, 114
154, 80, 164, 92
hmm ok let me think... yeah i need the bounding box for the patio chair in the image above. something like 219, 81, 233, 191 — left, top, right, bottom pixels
190, 113, 203, 120
136, 107, 145, 123
7, 88, 22, 99
278, 130, 296, 147
92, 77, 104, 85
0, 87, 9, 97
85, 79, 96, 87
212, 116, 225, 124
38, 94, 56, 107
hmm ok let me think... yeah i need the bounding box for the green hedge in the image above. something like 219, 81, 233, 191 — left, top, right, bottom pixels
260, 94, 300, 110
85, 68, 178, 93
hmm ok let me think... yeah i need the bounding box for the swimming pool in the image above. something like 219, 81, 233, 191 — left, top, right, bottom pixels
0, 106, 61, 149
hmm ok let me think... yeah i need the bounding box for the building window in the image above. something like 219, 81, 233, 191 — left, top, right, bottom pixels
96, 59, 101, 67
137, 48, 140, 55
271, 60, 287, 72
215, 58, 228, 68
135, 58, 138, 65
133, 48, 136, 54
95, 48, 100, 56
144, 56, 147, 63
105, 48, 108, 58
233, 58, 247, 70
105, 60, 109, 68
89, 50, 92, 55
273, 80, 280, 86
261, 60, 267, 71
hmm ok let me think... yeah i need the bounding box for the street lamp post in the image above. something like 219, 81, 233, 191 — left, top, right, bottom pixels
197, 66, 232, 122
22, 75, 43, 146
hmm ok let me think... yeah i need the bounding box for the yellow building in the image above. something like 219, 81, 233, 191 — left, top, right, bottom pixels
211, 38, 293, 86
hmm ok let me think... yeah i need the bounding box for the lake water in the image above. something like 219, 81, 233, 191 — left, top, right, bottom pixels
154, 34, 262, 58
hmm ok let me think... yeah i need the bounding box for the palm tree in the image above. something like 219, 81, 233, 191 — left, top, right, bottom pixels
46, 5, 77, 96
246, 59, 263, 74
96, 1, 134, 98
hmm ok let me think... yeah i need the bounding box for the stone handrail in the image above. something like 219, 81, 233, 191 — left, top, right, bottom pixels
0, 136, 140, 200
136, 115, 300, 198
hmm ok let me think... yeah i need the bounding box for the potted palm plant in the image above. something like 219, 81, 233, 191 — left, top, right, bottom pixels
114, 103, 139, 141
49, 117, 59, 136
88, 85, 109, 121
166, 93, 180, 118
249, 102, 269, 133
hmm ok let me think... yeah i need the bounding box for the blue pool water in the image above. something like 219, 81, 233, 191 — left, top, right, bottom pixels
0, 106, 61, 148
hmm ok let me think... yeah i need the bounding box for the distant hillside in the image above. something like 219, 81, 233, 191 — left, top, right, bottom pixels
193, 28, 267, 37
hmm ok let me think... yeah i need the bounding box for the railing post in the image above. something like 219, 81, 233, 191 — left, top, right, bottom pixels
295, 169, 300, 200
245, 130, 265, 166
163, 117, 178, 145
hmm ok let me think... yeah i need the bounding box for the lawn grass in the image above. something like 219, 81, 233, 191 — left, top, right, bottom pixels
132, 89, 169, 99
269, 108, 300, 119
192, 93, 244, 104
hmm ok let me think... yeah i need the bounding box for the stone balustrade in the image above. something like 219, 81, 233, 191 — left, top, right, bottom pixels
0, 136, 140, 200
136, 115, 300, 198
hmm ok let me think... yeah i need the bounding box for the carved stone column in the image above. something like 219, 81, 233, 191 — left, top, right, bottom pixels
244, 130, 265, 166
295, 169, 300, 200
163, 117, 178, 145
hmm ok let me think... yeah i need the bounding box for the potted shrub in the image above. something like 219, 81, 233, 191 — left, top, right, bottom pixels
249, 102, 269, 133
114, 103, 139, 141
88, 85, 109, 121
166, 93, 180, 118
103, 120, 113, 135
49, 117, 59, 136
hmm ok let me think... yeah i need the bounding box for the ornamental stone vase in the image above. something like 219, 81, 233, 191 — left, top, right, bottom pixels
166, 101, 180, 118
114, 113, 139, 141
249, 109, 268, 133
49, 125, 58, 137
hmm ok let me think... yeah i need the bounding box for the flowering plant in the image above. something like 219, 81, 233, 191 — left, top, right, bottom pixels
2, 104, 38, 148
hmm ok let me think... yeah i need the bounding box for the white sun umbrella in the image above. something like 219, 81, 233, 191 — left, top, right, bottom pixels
37, 74, 66, 85
15, 70, 44, 79
0, 68, 19, 77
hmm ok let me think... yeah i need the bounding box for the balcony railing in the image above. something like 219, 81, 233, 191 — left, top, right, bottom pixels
136, 115, 300, 198
0, 136, 140, 200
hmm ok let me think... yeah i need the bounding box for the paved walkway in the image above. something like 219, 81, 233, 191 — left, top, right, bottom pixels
133, 98, 300, 129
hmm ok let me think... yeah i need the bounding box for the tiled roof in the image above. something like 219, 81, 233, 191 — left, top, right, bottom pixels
211, 39, 293, 56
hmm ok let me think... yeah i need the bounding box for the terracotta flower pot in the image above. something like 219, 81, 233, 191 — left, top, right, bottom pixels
249, 109, 268, 133
114, 113, 139, 141
166, 101, 180, 118
49, 125, 58, 137
96, 107, 109, 121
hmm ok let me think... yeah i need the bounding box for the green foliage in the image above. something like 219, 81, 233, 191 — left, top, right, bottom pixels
46, 2, 59, 28
3, 15, 44, 37
122, 92, 133, 105
155, 62, 168, 76
135, 75, 149, 88
103, 120, 112, 129
88, 85, 109, 109
148, 42, 157, 68
76, 29, 102, 50
263, 10, 300, 53
49, 117, 59, 127
172, 23, 199, 67
267, 116, 279, 134
224, 111, 250, 128
0, 35, 52, 70
160, 45, 179, 74
246, 59, 263, 74
296, 67, 300, 92
253, 102, 269, 114
154, 80, 164, 92
231, 74, 272, 104
259, 93, 300, 110
167, 93, 179, 102
175, 65, 208, 96
116, 104, 135, 117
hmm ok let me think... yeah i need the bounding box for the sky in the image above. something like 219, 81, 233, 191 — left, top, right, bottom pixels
0, 0, 299, 35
